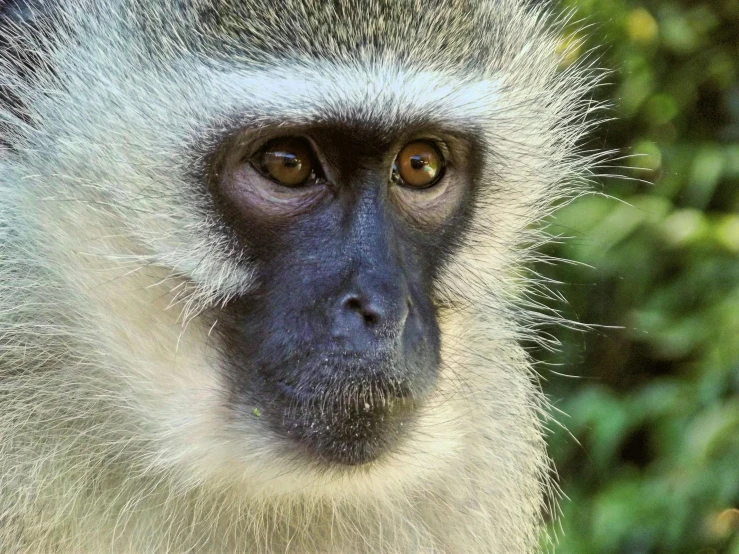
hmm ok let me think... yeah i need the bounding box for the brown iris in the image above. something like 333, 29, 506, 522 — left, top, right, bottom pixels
394, 141, 444, 188
255, 137, 316, 187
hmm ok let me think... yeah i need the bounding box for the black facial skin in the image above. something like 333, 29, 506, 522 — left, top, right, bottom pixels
211, 123, 478, 466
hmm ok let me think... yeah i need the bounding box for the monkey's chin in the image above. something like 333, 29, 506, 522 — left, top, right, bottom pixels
275, 383, 418, 466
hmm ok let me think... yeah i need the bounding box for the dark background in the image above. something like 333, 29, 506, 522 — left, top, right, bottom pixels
541, 0, 739, 551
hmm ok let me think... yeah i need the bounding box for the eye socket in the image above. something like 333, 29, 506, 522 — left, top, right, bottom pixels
393, 141, 445, 189
253, 137, 317, 187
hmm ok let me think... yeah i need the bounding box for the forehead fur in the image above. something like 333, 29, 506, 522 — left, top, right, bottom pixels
132, 0, 546, 75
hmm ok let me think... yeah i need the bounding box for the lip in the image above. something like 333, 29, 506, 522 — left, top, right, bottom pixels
270, 369, 418, 466
274, 369, 415, 407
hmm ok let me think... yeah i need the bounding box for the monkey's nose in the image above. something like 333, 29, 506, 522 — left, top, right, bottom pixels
334, 292, 410, 345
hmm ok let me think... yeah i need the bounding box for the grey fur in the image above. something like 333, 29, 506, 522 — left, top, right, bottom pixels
0, 1, 603, 552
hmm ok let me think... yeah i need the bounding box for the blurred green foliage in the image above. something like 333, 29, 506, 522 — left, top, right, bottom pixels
541, 0, 739, 552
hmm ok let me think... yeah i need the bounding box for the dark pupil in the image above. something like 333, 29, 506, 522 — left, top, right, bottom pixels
410, 156, 426, 170
281, 153, 299, 168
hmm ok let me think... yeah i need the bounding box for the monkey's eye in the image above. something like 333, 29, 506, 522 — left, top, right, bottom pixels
393, 141, 445, 189
253, 137, 318, 187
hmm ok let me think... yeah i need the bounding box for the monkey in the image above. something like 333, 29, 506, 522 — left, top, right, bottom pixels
0, 0, 603, 552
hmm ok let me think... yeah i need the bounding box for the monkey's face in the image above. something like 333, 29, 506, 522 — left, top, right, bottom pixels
44, 50, 554, 496
32, 40, 562, 496
212, 125, 478, 467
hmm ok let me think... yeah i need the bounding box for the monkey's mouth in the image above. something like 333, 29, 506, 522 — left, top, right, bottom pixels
272, 373, 420, 466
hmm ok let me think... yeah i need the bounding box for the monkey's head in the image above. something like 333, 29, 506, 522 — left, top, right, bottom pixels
1, 0, 598, 509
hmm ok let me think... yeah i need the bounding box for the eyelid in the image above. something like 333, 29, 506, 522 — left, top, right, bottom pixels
406, 137, 450, 159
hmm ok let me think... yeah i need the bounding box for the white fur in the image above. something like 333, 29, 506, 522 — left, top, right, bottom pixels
0, 0, 604, 552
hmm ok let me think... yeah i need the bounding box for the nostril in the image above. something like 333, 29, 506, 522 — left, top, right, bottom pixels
345, 297, 363, 312
342, 295, 381, 327
362, 311, 379, 326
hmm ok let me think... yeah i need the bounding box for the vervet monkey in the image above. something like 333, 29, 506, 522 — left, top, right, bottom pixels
0, 0, 602, 552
